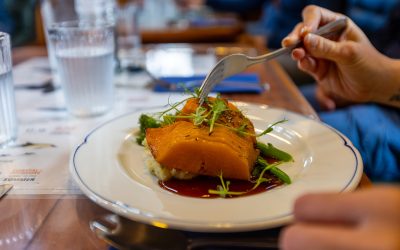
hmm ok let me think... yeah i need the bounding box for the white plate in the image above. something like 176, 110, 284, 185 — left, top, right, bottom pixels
70, 102, 363, 232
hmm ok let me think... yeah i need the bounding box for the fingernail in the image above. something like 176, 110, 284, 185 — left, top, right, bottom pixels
300, 26, 310, 36
292, 49, 303, 59
282, 37, 292, 47
282, 37, 288, 47
305, 33, 317, 49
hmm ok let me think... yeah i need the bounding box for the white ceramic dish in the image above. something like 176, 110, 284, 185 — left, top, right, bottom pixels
70, 102, 363, 232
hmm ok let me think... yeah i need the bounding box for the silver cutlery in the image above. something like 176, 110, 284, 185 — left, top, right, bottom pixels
198, 18, 348, 105
14, 79, 57, 93
91, 214, 280, 250
0, 184, 13, 199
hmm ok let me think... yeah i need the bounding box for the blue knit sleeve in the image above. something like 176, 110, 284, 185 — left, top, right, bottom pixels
0, 1, 14, 34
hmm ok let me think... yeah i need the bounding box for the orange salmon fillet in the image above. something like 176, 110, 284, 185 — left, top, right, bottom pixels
145, 98, 259, 180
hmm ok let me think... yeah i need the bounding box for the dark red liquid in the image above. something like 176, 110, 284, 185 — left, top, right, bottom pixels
159, 172, 283, 199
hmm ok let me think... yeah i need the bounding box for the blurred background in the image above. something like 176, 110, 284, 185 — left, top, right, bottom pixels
2, 0, 400, 85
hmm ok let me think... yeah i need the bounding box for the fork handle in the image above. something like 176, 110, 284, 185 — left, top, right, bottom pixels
248, 17, 348, 65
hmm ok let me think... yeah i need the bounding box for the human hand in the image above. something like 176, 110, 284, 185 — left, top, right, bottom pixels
282, 5, 398, 107
315, 83, 356, 110
279, 186, 400, 250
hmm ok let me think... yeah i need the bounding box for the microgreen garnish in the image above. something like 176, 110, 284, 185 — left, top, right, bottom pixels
157, 96, 228, 133
182, 85, 201, 98
185, 87, 201, 98
251, 157, 282, 190
207, 96, 228, 133
194, 87, 201, 98
157, 105, 210, 126
207, 156, 291, 198
193, 106, 208, 126
257, 119, 288, 137
208, 172, 246, 198
162, 114, 176, 125
140, 94, 286, 138
236, 123, 248, 136
213, 118, 288, 138
157, 98, 189, 118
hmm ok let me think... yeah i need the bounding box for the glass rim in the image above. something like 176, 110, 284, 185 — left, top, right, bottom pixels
0, 31, 11, 47
50, 19, 114, 30
0, 32, 10, 43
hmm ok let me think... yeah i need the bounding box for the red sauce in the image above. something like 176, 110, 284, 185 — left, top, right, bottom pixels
159, 173, 282, 198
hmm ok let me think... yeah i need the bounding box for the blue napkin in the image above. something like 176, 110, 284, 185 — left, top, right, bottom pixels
153, 73, 263, 93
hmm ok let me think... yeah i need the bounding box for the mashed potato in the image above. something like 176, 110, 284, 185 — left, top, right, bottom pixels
143, 139, 197, 181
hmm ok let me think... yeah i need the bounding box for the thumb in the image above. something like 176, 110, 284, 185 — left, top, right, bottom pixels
304, 33, 351, 63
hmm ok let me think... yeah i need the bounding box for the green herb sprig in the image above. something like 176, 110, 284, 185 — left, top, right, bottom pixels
208, 142, 293, 198
213, 118, 288, 138
136, 114, 161, 145
207, 97, 228, 133
153, 96, 228, 134
253, 156, 291, 185
257, 119, 288, 137
251, 157, 281, 190
208, 172, 246, 198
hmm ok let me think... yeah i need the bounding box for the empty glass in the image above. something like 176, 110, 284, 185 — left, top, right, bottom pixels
0, 32, 17, 147
49, 20, 115, 117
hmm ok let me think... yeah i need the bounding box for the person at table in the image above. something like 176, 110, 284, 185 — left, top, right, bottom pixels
175, 0, 344, 48
278, 5, 400, 249
280, 185, 400, 250
177, 0, 400, 182
176, 0, 399, 84
282, 4, 400, 182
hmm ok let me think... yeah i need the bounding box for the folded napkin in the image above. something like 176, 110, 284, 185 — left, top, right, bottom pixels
153, 73, 263, 93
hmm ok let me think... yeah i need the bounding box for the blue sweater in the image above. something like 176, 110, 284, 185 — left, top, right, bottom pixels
0, 1, 14, 34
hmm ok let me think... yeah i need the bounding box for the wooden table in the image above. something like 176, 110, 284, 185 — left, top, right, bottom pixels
1, 44, 370, 250
35, 3, 244, 46
140, 21, 244, 44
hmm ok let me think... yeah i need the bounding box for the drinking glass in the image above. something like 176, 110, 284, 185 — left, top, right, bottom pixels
41, 0, 78, 84
0, 32, 17, 147
49, 20, 115, 117
116, 2, 142, 69
74, 0, 116, 23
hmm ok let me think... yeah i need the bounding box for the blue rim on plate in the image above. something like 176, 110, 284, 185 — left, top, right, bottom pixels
70, 103, 363, 232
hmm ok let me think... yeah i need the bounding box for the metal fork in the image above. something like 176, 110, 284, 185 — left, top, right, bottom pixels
0, 184, 13, 199
198, 18, 348, 105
